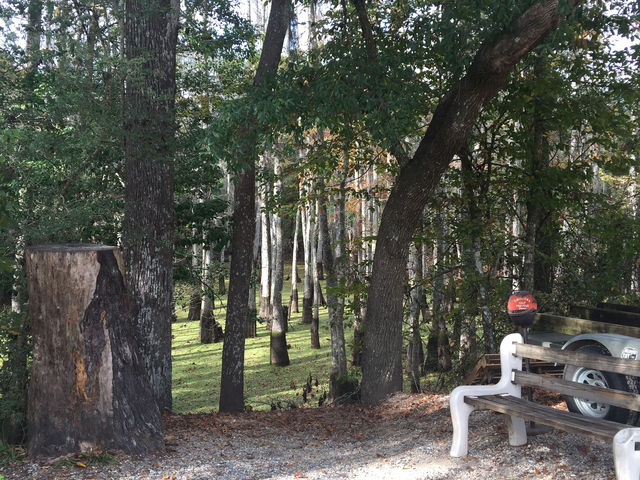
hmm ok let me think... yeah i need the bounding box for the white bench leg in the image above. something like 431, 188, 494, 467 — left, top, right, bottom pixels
614, 428, 640, 480
506, 415, 527, 446
450, 387, 475, 457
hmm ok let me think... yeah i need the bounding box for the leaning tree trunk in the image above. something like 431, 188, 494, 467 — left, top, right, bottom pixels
123, 0, 179, 412
219, 0, 289, 413
26, 245, 164, 458
354, 0, 584, 404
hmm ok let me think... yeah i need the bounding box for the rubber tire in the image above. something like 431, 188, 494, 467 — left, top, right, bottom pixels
563, 343, 630, 424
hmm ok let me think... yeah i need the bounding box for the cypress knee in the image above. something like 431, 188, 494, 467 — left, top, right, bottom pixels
26, 244, 164, 458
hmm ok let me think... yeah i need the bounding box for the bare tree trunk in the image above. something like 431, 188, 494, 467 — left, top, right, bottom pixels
200, 247, 217, 343
301, 198, 314, 324
219, 0, 289, 412
187, 242, 202, 322
259, 171, 272, 318
246, 204, 261, 338
290, 207, 301, 313
310, 203, 321, 348
432, 209, 452, 372
123, 0, 179, 412
270, 156, 290, 366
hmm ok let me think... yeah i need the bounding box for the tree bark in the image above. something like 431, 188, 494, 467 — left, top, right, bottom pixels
259, 175, 272, 318
407, 243, 423, 393
301, 199, 314, 324
219, 0, 289, 412
310, 203, 321, 349
289, 207, 301, 313
324, 162, 349, 402
26, 245, 163, 457
270, 156, 290, 366
357, 0, 584, 405
123, 0, 179, 412
187, 243, 202, 322
246, 204, 261, 338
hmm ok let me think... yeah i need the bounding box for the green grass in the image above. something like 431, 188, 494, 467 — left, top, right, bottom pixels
172, 290, 354, 413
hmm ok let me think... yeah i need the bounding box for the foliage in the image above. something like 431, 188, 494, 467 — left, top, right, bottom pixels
0, 309, 30, 445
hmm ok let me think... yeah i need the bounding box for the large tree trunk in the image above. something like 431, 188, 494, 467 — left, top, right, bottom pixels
26, 245, 164, 457
355, 0, 584, 405
270, 156, 290, 366
219, 0, 289, 412
122, 0, 179, 412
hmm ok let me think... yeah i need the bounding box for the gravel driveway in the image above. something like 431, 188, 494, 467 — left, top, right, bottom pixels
0, 393, 616, 480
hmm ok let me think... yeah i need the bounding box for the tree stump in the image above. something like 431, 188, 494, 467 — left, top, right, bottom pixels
26, 244, 164, 458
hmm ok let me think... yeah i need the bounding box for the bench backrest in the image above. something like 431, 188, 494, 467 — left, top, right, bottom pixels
512, 342, 640, 413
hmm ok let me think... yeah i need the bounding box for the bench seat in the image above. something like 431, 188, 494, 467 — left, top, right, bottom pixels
466, 394, 625, 442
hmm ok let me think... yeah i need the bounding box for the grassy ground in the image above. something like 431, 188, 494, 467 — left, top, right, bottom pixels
172, 288, 354, 414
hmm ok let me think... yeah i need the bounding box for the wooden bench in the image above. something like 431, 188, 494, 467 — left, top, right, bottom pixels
450, 333, 640, 480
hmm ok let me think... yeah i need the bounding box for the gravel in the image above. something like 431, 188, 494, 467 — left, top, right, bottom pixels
0, 393, 616, 480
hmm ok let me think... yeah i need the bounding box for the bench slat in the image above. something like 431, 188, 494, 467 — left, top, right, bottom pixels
513, 370, 640, 411
515, 343, 640, 378
465, 394, 625, 442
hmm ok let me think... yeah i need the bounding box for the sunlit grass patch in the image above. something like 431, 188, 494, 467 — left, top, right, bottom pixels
172, 283, 353, 413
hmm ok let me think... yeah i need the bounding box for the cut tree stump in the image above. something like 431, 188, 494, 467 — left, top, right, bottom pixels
26, 244, 164, 458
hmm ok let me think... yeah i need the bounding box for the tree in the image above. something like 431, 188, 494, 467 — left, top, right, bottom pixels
219, 0, 290, 413
357, 0, 587, 404
122, 0, 180, 412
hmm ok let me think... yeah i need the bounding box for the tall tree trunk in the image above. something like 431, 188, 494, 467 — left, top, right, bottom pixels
246, 204, 261, 338
123, 0, 179, 412
259, 173, 272, 318
319, 189, 348, 401
407, 243, 423, 393
290, 207, 301, 313
219, 0, 289, 412
270, 156, 290, 366
301, 198, 314, 324
316, 199, 325, 280
310, 203, 321, 349
188, 242, 202, 322
200, 247, 217, 344
354, 0, 584, 405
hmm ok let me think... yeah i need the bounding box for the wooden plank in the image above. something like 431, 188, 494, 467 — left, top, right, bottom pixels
533, 313, 640, 338
465, 394, 624, 442
515, 343, 640, 378
598, 303, 640, 315
513, 370, 640, 411
569, 305, 640, 328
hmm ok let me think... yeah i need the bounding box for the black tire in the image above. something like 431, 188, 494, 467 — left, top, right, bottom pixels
563, 343, 630, 424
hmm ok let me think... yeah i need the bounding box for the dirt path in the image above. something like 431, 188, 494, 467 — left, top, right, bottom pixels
0, 393, 615, 480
